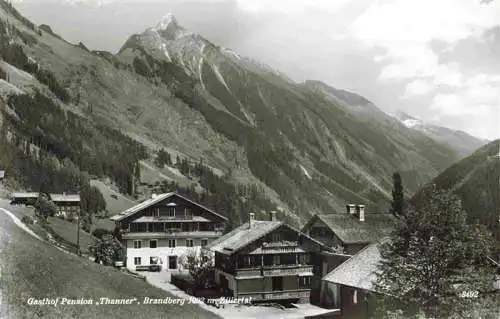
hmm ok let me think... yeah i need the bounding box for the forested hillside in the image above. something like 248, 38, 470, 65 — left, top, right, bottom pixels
412, 139, 500, 242
0, 1, 462, 228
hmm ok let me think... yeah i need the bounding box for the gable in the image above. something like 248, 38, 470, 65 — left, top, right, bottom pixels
112, 193, 227, 224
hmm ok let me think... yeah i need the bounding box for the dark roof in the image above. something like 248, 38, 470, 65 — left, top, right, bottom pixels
308, 213, 395, 244
207, 219, 331, 255
322, 240, 386, 292
110, 192, 227, 222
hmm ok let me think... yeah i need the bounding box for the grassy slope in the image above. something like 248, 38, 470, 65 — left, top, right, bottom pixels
0, 207, 218, 319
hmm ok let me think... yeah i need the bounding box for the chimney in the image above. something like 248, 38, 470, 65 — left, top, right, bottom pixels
270, 211, 277, 221
151, 193, 157, 199
249, 212, 255, 228
357, 205, 365, 222
346, 204, 356, 215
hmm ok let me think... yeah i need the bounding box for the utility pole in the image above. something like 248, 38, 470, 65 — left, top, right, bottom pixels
76, 205, 81, 256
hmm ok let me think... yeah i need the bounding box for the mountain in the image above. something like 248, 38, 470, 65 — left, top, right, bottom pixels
0, 3, 461, 227
304, 80, 488, 157
413, 139, 500, 238
303, 80, 395, 124
395, 111, 487, 157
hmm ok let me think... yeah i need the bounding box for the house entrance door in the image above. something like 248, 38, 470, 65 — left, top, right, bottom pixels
168, 256, 177, 269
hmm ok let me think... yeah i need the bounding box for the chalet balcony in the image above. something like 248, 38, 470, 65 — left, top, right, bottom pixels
235, 268, 262, 278
262, 264, 313, 277
235, 264, 313, 278
237, 289, 310, 301
122, 230, 223, 240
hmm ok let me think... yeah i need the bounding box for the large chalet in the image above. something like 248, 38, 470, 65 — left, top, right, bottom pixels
207, 211, 334, 304
110, 192, 227, 271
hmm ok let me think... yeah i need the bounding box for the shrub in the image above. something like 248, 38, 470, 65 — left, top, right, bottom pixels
21, 215, 34, 225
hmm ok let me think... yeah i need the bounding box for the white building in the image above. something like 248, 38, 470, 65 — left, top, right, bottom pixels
110, 192, 227, 271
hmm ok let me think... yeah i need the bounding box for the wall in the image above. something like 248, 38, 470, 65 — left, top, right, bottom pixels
125, 239, 202, 271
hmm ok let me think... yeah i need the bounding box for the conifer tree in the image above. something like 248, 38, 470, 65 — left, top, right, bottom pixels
391, 172, 405, 216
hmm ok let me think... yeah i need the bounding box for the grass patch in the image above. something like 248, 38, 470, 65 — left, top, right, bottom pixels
0, 211, 219, 319
46, 216, 96, 254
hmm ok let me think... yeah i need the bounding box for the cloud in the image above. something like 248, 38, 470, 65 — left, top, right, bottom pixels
404, 79, 433, 97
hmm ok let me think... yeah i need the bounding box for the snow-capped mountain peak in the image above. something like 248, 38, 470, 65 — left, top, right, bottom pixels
155, 13, 178, 31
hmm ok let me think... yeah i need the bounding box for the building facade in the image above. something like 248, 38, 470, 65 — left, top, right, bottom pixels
302, 204, 394, 256
110, 192, 227, 271
208, 212, 333, 304
321, 242, 385, 319
49, 193, 81, 218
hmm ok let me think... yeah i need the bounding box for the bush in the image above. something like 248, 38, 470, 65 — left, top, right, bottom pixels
21, 215, 34, 225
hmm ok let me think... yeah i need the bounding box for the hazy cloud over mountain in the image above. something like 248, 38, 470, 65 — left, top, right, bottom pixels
14, 0, 500, 140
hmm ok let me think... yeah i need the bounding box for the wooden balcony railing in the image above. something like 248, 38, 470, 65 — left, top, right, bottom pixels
237, 289, 310, 301
235, 268, 262, 278
262, 265, 313, 277
235, 264, 313, 278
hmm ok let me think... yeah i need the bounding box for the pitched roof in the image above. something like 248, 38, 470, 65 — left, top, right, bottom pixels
312, 213, 395, 244
109, 192, 227, 222
207, 220, 283, 255
207, 219, 332, 255
322, 241, 384, 292
49, 194, 81, 202
10, 192, 39, 198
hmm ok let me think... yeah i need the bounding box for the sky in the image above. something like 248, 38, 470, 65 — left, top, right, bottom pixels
12, 0, 500, 140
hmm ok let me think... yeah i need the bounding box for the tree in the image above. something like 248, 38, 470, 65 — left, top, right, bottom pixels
181, 249, 215, 288
391, 172, 405, 217
34, 193, 57, 220
80, 183, 106, 216
89, 235, 123, 265
375, 188, 497, 318
154, 148, 172, 168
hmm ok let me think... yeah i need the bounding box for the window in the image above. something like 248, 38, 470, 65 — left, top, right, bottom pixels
133, 240, 142, 249
168, 239, 176, 248
299, 254, 310, 265
186, 239, 194, 247
299, 276, 311, 288
149, 240, 157, 248
184, 208, 193, 219
201, 239, 208, 247
243, 256, 252, 267
134, 257, 141, 265
272, 255, 281, 265
353, 290, 358, 304
168, 256, 177, 269
167, 206, 175, 218
150, 257, 159, 265
272, 234, 281, 242
155, 207, 160, 217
